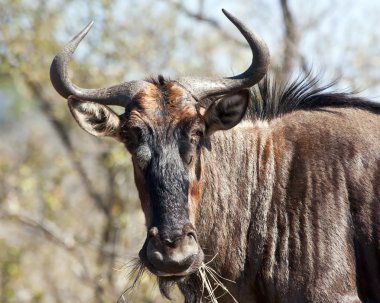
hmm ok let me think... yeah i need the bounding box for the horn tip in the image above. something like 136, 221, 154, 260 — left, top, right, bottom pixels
221, 9, 236, 23
70, 20, 94, 44
221, 8, 231, 17
83, 20, 94, 33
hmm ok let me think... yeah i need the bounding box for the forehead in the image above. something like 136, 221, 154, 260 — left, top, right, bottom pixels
128, 81, 198, 125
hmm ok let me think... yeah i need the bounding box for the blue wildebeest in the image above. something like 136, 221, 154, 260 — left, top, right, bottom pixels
50, 9, 380, 303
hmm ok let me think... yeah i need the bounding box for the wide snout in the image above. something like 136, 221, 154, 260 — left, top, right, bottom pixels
140, 224, 203, 277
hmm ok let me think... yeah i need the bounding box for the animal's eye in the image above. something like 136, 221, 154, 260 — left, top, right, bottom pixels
190, 130, 204, 144
195, 130, 204, 137
122, 126, 144, 152
122, 126, 151, 169
130, 126, 143, 141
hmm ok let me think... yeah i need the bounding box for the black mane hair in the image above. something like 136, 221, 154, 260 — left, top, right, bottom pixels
247, 73, 380, 121
146, 73, 380, 121
147, 74, 167, 87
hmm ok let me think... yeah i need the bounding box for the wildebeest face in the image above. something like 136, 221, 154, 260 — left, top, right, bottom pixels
67, 79, 249, 278
122, 81, 206, 277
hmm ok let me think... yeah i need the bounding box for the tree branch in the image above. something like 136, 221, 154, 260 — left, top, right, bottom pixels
164, 0, 248, 47
0, 208, 77, 250
278, 0, 299, 81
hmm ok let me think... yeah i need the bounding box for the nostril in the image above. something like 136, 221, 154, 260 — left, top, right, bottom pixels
183, 224, 197, 241
186, 230, 197, 241
148, 227, 159, 238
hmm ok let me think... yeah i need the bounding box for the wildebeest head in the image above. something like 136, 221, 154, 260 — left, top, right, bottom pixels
50, 9, 269, 281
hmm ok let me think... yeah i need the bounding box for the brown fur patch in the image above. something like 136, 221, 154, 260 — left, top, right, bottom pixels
166, 82, 185, 104
130, 82, 197, 126
188, 154, 204, 226
135, 83, 160, 113
165, 82, 197, 122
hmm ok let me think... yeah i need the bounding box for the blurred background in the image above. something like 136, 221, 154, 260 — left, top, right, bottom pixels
1, 0, 380, 302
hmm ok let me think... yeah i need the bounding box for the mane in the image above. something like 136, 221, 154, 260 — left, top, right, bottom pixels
246, 73, 380, 121
146, 73, 380, 121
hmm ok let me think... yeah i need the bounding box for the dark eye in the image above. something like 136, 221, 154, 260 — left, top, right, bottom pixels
190, 130, 204, 144
122, 126, 151, 169
122, 126, 144, 151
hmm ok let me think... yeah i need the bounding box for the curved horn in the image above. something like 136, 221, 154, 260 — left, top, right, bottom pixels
50, 21, 147, 106
176, 9, 270, 100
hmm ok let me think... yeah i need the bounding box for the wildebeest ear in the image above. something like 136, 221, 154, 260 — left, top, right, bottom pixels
203, 90, 249, 136
68, 97, 121, 139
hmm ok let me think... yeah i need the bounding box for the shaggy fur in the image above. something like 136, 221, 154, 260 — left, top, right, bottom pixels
187, 75, 380, 302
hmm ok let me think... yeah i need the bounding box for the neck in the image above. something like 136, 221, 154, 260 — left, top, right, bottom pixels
196, 120, 277, 282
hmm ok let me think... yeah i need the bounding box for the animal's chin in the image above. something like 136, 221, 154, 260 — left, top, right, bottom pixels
157, 276, 186, 299
157, 270, 203, 300
158, 274, 188, 283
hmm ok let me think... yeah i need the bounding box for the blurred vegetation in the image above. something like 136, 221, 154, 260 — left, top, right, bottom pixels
0, 0, 380, 302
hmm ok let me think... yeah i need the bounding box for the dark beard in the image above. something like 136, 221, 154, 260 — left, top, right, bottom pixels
158, 276, 177, 299
158, 273, 202, 303
158, 273, 203, 303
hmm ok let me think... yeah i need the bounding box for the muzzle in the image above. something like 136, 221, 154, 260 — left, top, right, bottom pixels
139, 223, 204, 277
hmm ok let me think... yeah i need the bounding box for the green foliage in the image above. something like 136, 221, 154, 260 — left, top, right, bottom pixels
0, 239, 22, 303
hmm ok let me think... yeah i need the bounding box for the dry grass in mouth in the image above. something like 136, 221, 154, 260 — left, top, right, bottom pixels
198, 256, 238, 303
116, 256, 239, 303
